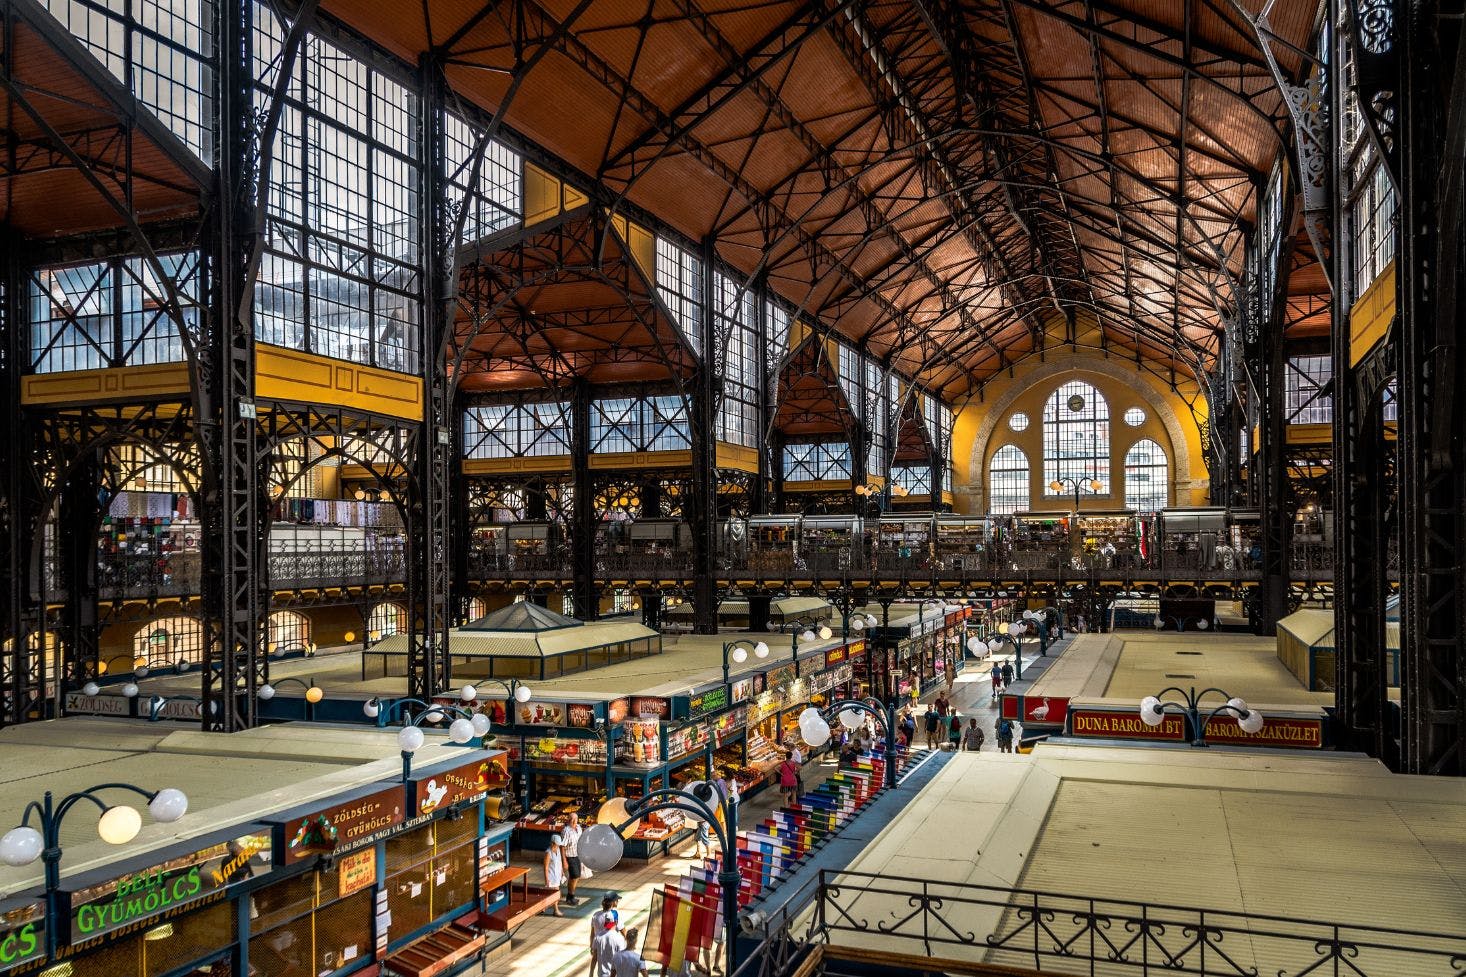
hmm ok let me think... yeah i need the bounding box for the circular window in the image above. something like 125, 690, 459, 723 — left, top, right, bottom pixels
1008, 412, 1029, 432
1124, 407, 1146, 427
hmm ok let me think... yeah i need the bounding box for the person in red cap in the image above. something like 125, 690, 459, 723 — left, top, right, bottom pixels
590, 908, 626, 977
588, 893, 622, 977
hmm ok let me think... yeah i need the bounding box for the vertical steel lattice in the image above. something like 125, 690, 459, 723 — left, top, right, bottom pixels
690, 239, 720, 634
199, 0, 266, 731
1397, 0, 1466, 775
570, 379, 597, 621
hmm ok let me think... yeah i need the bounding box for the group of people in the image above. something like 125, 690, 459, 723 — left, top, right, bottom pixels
589, 893, 651, 977
988, 660, 1015, 702
543, 811, 587, 915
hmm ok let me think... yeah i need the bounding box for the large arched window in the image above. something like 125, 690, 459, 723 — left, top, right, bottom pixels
1124, 439, 1169, 512
368, 602, 407, 642
268, 610, 311, 653
1043, 380, 1110, 495
134, 617, 204, 667
989, 445, 1030, 514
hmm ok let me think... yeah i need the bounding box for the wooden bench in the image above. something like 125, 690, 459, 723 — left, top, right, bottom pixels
380, 915, 485, 977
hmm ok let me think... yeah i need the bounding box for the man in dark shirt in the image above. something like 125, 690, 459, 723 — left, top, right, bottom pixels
923, 705, 940, 749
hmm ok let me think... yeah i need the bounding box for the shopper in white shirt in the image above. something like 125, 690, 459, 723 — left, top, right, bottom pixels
611, 928, 649, 977
591, 919, 626, 977
561, 811, 585, 906
589, 893, 621, 977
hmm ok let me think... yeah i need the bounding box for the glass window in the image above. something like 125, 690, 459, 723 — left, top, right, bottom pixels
1042, 380, 1110, 495
463, 403, 572, 458
656, 236, 703, 353
864, 359, 890, 477
1123, 407, 1146, 426
1008, 412, 1029, 432
989, 445, 1029, 514
591, 397, 691, 453
444, 110, 522, 243
133, 616, 204, 668
369, 601, 407, 641
891, 465, 931, 495
783, 442, 851, 481
714, 271, 759, 448
1123, 440, 1168, 512
267, 610, 310, 652
1285, 356, 1333, 424
765, 300, 790, 378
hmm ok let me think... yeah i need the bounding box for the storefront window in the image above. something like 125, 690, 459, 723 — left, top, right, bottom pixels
384, 817, 479, 943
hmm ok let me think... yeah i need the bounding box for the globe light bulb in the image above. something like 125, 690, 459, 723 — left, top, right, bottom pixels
305, 686, 324, 704
134, 665, 150, 679
731, 647, 748, 664
817, 626, 832, 641
121, 683, 139, 699
397, 726, 425, 753
363, 698, 380, 718
515, 684, 533, 703
0, 826, 44, 866
449, 718, 475, 744
852, 618, 865, 631
800, 630, 815, 644
1238, 709, 1266, 734
461, 685, 478, 702
97, 806, 142, 845
753, 642, 770, 658
1226, 697, 1249, 713
839, 709, 863, 730
148, 789, 188, 823
470, 713, 492, 737
175, 658, 190, 673
803, 718, 832, 747
81, 682, 100, 697
257, 684, 276, 701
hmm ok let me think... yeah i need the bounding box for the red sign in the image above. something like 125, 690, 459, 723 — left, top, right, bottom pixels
630, 696, 670, 719
281, 786, 405, 864
824, 645, 847, 669
1022, 696, 1069, 725
412, 753, 510, 816
1068, 709, 1323, 749
1000, 695, 1021, 719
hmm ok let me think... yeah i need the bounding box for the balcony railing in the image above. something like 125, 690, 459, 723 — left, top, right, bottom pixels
737, 870, 1464, 977
94, 547, 408, 600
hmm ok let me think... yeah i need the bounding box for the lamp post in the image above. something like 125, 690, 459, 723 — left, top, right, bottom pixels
1049, 475, 1104, 511
722, 638, 770, 684
822, 698, 899, 789
367, 696, 490, 781
986, 624, 1026, 681
843, 611, 877, 642
1138, 686, 1265, 746
580, 783, 742, 977
781, 617, 829, 666
257, 676, 325, 705
1152, 614, 1215, 633
0, 783, 189, 956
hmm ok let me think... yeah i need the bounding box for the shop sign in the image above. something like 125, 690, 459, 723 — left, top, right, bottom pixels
607, 698, 630, 724
565, 703, 597, 730
413, 754, 509, 816
730, 678, 754, 704
0, 901, 44, 973
806, 670, 833, 696
67, 831, 271, 943
514, 701, 567, 726
337, 849, 377, 898
63, 693, 129, 717
1067, 710, 1323, 749
765, 663, 797, 689
846, 639, 866, 660
710, 706, 746, 744
282, 786, 405, 864
832, 663, 853, 688
823, 644, 847, 669
150, 697, 201, 721
687, 685, 729, 719
630, 696, 670, 719
1021, 696, 1069, 726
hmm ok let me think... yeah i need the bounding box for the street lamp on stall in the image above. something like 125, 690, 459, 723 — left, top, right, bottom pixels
1138, 686, 1265, 746
781, 617, 829, 665
578, 783, 743, 977
985, 623, 1027, 682
1152, 614, 1215, 633
368, 695, 491, 781
1049, 476, 1104, 512
257, 676, 326, 712
722, 638, 770, 684
0, 783, 189, 956
843, 611, 877, 642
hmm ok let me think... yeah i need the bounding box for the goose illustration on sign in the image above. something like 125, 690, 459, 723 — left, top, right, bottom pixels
413, 755, 508, 815
1024, 696, 1069, 725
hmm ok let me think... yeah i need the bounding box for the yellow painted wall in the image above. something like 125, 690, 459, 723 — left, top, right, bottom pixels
1349, 259, 1395, 367
950, 350, 1210, 513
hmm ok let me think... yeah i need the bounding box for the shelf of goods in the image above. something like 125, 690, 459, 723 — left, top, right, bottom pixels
623, 808, 694, 860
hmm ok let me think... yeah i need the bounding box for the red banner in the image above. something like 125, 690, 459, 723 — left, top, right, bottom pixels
1069, 709, 1185, 740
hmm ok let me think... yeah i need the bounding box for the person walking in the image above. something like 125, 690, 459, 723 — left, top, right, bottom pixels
591, 915, 626, 977
590, 893, 621, 938
963, 717, 985, 751
990, 662, 1004, 702
901, 709, 916, 748
997, 719, 1015, 753
544, 833, 567, 917
947, 712, 963, 750
923, 704, 940, 749
1000, 660, 1015, 689
561, 811, 584, 907
612, 928, 649, 977
934, 692, 950, 718
778, 752, 801, 807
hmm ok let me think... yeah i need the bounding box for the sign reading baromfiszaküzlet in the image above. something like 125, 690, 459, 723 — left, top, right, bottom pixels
1068, 709, 1323, 748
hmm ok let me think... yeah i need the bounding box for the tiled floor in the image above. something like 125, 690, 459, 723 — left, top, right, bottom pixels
480, 657, 1036, 977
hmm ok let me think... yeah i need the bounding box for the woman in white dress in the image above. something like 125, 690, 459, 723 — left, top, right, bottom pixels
544, 833, 567, 916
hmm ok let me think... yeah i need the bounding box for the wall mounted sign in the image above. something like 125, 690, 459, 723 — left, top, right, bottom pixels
515, 701, 567, 726
63, 693, 129, 717
337, 848, 377, 898
565, 703, 597, 730
281, 786, 404, 864
730, 678, 755, 704
413, 754, 509, 816
0, 901, 44, 973
823, 645, 847, 669
629, 696, 670, 719
65, 831, 270, 944
765, 663, 797, 689
687, 686, 729, 719
607, 698, 630, 724
1021, 696, 1069, 726
1067, 709, 1323, 748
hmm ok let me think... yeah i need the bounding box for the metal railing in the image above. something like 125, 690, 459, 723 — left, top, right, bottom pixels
745, 870, 1465, 977
94, 547, 408, 599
